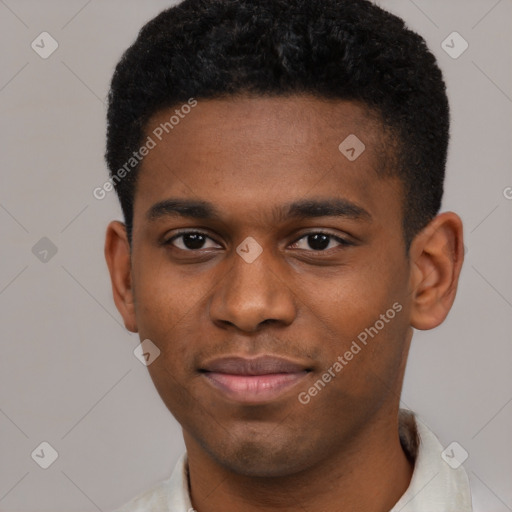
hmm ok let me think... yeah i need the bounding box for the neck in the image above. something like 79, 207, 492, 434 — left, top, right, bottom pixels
185, 407, 414, 512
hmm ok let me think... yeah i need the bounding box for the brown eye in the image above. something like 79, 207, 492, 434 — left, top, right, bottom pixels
290, 232, 353, 251
165, 231, 221, 251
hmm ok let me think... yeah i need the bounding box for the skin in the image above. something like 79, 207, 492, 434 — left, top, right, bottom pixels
105, 95, 464, 512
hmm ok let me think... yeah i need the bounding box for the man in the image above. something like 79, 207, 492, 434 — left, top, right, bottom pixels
104, 0, 471, 510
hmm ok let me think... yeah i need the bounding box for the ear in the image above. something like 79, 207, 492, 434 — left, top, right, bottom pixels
104, 221, 138, 333
408, 212, 464, 330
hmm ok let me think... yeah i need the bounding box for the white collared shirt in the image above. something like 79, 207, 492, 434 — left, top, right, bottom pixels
390, 413, 472, 511
113, 412, 473, 512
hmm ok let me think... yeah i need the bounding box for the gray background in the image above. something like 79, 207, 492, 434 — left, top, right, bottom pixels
0, 0, 511, 510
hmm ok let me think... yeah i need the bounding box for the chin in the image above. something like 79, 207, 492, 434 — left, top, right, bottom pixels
206, 437, 315, 478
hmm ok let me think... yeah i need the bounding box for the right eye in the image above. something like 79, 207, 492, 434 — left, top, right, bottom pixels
163, 231, 222, 251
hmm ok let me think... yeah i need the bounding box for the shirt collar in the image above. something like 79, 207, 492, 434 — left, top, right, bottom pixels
390, 409, 473, 511
117, 409, 473, 511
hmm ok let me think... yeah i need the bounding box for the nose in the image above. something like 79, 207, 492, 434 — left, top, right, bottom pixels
209, 246, 297, 332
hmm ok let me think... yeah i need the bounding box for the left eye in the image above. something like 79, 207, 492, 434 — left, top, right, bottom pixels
290, 233, 352, 251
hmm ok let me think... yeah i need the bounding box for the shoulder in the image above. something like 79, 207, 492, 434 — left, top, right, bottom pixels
112, 452, 190, 512
112, 479, 173, 512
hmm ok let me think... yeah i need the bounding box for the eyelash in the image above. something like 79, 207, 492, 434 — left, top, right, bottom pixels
163, 230, 353, 252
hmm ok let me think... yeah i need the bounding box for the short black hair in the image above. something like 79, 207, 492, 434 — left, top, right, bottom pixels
105, 0, 449, 252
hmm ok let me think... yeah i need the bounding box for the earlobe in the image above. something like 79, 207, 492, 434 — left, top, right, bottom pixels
408, 212, 464, 331
104, 221, 138, 333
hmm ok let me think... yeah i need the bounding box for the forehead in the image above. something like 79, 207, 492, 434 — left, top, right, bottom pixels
146, 95, 384, 158
135, 95, 401, 229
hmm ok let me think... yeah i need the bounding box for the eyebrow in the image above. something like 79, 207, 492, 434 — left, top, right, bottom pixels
146, 198, 372, 223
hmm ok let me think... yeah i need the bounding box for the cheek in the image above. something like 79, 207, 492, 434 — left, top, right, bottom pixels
131, 266, 201, 370
133, 251, 206, 328
137, 300, 200, 416
306, 258, 408, 372
304, 264, 393, 333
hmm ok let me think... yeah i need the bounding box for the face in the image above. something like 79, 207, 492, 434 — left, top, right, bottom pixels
123, 96, 416, 476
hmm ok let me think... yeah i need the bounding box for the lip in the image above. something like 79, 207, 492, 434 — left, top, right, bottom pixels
201, 355, 309, 375
200, 355, 311, 404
